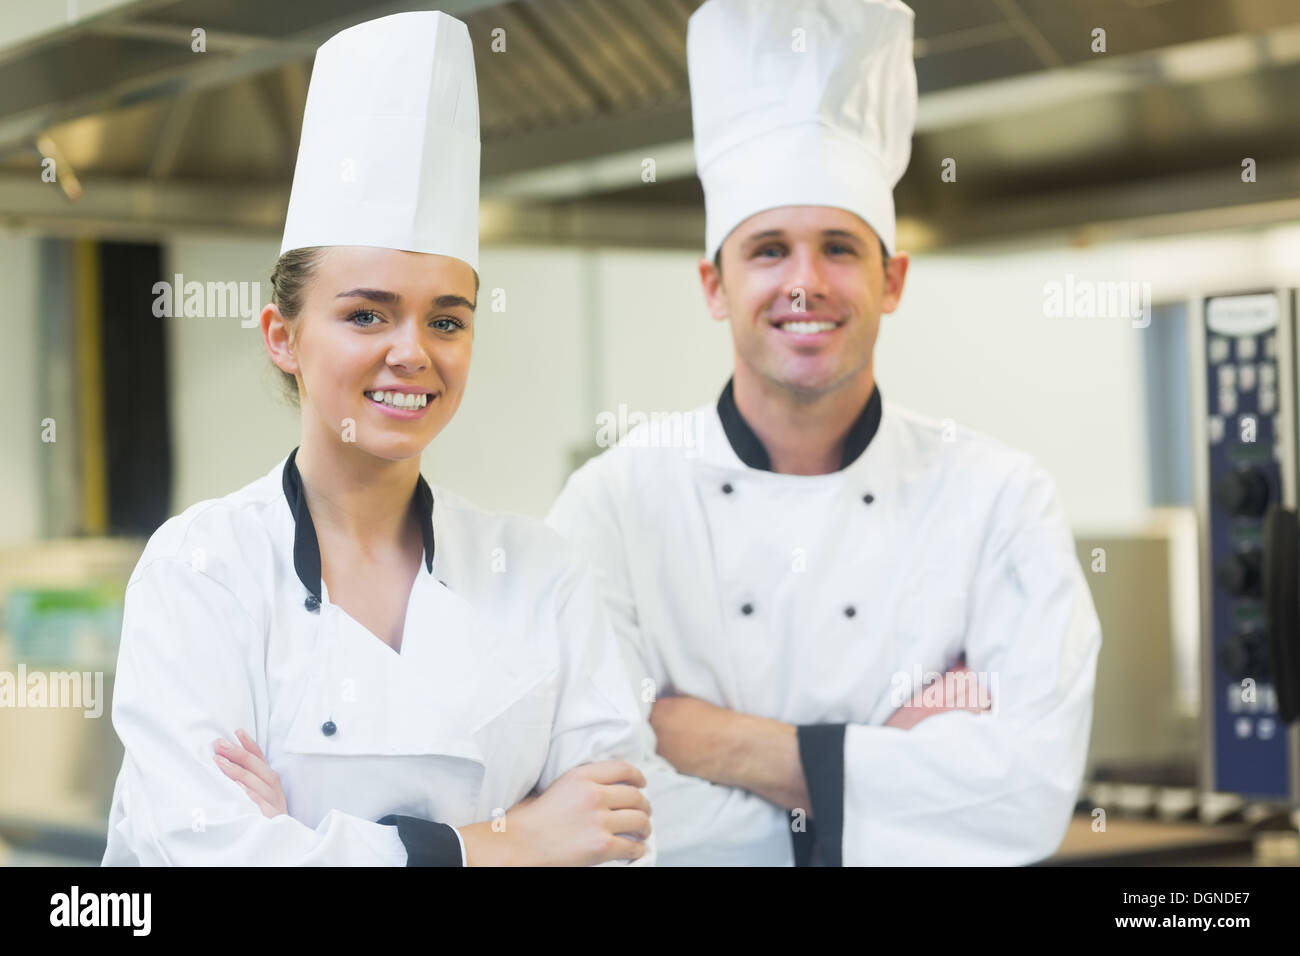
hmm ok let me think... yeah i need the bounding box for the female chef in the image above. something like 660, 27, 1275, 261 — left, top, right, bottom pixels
101, 11, 652, 867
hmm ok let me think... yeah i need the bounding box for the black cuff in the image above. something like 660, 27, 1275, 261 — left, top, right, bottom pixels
795, 723, 846, 867
377, 815, 464, 866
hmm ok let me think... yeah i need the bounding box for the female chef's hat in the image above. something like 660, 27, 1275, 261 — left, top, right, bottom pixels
688, 0, 917, 261
279, 11, 480, 271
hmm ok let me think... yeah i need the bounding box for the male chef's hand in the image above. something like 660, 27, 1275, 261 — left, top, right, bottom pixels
883, 662, 993, 730
213, 729, 287, 818
458, 760, 652, 866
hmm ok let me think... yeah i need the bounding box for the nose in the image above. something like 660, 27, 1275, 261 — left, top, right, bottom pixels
785, 243, 830, 308
385, 317, 431, 374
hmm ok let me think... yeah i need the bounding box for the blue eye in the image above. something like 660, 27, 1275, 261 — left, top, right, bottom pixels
755, 245, 785, 260
431, 317, 465, 332
828, 243, 856, 256
347, 310, 381, 327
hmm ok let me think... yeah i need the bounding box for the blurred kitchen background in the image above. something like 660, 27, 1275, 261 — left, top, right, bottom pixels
1, 0, 1299, 865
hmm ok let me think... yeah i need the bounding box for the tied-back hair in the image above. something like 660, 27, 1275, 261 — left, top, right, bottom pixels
268, 247, 326, 405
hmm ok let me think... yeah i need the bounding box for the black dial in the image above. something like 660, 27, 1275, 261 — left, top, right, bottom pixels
1215, 550, 1262, 597
1214, 466, 1270, 518
1218, 627, 1270, 681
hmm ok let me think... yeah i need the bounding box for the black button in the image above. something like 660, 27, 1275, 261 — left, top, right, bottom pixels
862, 493, 875, 505
321, 720, 336, 737
741, 602, 754, 616
304, 594, 320, 612
844, 605, 856, 618
722, 483, 734, 495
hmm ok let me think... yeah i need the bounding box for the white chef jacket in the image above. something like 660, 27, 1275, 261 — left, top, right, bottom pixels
103, 450, 653, 866
546, 380, 1102, 865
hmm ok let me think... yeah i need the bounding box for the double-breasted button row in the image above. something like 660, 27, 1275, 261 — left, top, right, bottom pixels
718, 481, 875, 505
736, 601, 858, 618
718, 478, 870, 621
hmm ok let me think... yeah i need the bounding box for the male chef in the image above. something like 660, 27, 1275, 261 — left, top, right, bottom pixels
546, 0, 1102, 865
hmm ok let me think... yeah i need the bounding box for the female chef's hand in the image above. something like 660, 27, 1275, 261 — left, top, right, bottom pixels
884, 663, 992, 730
458, 760, 651, 866
213, 729, 287, 818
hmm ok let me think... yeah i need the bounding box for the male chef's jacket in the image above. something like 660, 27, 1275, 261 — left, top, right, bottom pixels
104, 450, 653, 866
546, 380, 1102, 865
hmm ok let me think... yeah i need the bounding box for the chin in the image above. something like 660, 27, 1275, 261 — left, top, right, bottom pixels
770, 364, 839, 396
352, 433, 432, 463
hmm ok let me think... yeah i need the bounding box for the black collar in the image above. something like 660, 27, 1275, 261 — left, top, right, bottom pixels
716, 378, 883, 473
281, 447, 435, 601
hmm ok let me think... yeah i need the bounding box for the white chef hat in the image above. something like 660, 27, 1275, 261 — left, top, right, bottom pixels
279, 11, 480, 272
688, 0, 917, 262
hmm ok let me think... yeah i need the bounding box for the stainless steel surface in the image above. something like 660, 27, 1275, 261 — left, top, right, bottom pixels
1189, 293, 1214, 796
1075, 531, 1198, 771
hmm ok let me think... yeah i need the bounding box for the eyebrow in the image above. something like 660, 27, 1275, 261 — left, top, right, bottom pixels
739, 228, 865, 251
335, 288, 477, 311
740, 230, 785, 250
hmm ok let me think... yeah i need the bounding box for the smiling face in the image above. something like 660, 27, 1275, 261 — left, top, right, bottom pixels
700, 205, 909, 401
262, 246, 477, 462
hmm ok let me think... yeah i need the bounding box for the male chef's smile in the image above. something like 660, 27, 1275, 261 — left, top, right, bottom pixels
262, 245, 477, 463
701, 204, 909, 400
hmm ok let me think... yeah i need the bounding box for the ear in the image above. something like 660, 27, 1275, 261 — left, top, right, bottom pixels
880, 251, 910, 314
698, 256, 729, 322
262, 303, 298, 374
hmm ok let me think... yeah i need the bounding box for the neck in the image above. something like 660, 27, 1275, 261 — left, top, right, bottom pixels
732, 361, 876, 476
294, 419, 422, 550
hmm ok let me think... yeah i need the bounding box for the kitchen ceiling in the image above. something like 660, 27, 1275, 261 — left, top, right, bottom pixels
1, 0, 1298, 249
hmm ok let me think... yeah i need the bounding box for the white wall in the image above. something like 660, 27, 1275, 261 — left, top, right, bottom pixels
0, 232, 42, 545
872, 225, 1300, 532
586, 242, 1154, 533
877, 244, 1153, 533
10, 222, 1299, 537
0, 0, 135, 50
594, 249, 734, 418
580, 226, 1300, 533
423, 246, 589, 517
126, 225, 1300, 528
165, 236, 299, 509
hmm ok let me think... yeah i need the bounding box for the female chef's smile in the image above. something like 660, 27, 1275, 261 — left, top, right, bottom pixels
260, 244, 477, 463
700, 204, 908, 399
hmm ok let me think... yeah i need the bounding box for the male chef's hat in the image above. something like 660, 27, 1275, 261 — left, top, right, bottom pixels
688, 0, 917, 262
280, 11, 480, 272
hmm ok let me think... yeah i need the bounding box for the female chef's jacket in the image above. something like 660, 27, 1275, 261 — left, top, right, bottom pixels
103, 450, 653, 866
547, 380, 1102, 866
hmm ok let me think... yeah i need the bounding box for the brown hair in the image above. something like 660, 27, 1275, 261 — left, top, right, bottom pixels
268, 246, 326, 405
